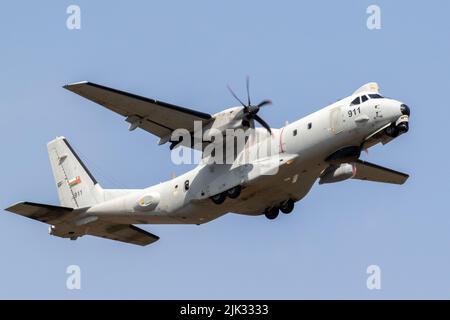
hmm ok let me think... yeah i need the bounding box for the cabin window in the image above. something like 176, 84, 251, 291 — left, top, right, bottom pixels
307, 122, 312, 129
293, 129, 297, 136
350, 97, 361, 106
184, 180, 189, 191
368, 93, 384, 99
361, 95, 368, 103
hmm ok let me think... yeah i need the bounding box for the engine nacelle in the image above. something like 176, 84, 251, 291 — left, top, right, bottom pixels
319, 163, 356, 184
168, 107, 246, 150
204, 107, 247, 139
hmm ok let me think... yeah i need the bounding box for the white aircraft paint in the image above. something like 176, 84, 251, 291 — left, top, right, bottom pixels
5, 82, 410, 246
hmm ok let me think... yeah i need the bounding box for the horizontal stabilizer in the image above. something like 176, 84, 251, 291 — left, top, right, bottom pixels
86, 222, 160, 246
5, 202, 159, 246
353, 160, 409, 185
5, 201, 73, 224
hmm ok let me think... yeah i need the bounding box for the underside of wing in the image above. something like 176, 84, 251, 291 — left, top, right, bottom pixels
353, 160, 409, 185
63, 81, 212, 144
5, 202, 159, 246
5, 201, 74, 225
86, 222, 159, 246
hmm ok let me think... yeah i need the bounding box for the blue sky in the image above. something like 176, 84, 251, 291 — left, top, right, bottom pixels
0, 0, 448, 299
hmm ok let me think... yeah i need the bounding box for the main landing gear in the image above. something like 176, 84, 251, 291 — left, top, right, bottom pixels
211, 193, 226, 205
280, 199, 294, 214
265, 207, 279, 220
210, 185, 242, 204
226, 185, 241, 199
264, 199, 295, 220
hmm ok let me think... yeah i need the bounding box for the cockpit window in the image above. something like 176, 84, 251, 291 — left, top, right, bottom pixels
361, 95, 368, 103
350, 97, 360, 106
368, 93, 384, 99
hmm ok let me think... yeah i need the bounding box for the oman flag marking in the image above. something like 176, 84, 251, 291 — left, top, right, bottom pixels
68, 176, 81, 187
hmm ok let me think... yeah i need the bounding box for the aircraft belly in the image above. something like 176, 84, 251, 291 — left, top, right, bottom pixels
94, 207, 226, 225
87, 157, 324, 224
230, 161, 322, 215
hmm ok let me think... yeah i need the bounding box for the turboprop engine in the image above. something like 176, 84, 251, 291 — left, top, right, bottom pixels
319, 163, 356, 185
169, 78, 273, 150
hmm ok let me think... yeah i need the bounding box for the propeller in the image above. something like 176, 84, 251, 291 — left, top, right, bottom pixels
227, 77, 272, 134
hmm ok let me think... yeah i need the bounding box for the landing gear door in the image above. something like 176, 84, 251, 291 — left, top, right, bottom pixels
330, 106, 344, 134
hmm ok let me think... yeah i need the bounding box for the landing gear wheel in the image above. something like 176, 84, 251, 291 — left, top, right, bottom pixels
226, 186, 241, 199
385, 126, 399, 138
211, 193, 226, 205
280, 199, 295, 214
397, 122, 409, 134
265, 207, 279, 220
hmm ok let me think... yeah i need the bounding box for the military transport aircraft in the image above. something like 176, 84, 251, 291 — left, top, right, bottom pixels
5, 81, 410, 246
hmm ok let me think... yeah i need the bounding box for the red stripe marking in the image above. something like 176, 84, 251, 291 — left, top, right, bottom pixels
279, 126, 285, 153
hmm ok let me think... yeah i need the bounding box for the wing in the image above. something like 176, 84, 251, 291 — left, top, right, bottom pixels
5, 201, 74, 225
5, 202, 159, 246
86, 222, 159, 246
353, 160, 409, 185
63, 81, 212, 145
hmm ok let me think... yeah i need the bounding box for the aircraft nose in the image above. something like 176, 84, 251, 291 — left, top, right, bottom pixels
400, 104, 410, 116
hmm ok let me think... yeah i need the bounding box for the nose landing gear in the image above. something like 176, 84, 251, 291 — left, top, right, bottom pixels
385, 111, 410, 138
385, 121, 409, 138
397, 122, 409, 134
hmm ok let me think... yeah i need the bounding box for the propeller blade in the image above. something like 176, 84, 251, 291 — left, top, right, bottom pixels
257, 100, 272, 108
227, 85, 247, 108
246, 76, 251, 106
254, 114, 272, 134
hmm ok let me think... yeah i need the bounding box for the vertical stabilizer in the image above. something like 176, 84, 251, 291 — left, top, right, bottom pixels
47, 137, 103, 208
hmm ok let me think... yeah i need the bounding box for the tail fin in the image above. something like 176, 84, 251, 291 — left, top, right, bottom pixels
47, 137, 103, 208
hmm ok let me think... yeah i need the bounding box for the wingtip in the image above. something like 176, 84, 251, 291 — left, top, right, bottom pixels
63, 80, 90, 89
4, 201, 26, 212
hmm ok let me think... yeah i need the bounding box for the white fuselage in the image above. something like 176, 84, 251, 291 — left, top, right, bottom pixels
86, 92, 405, 225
